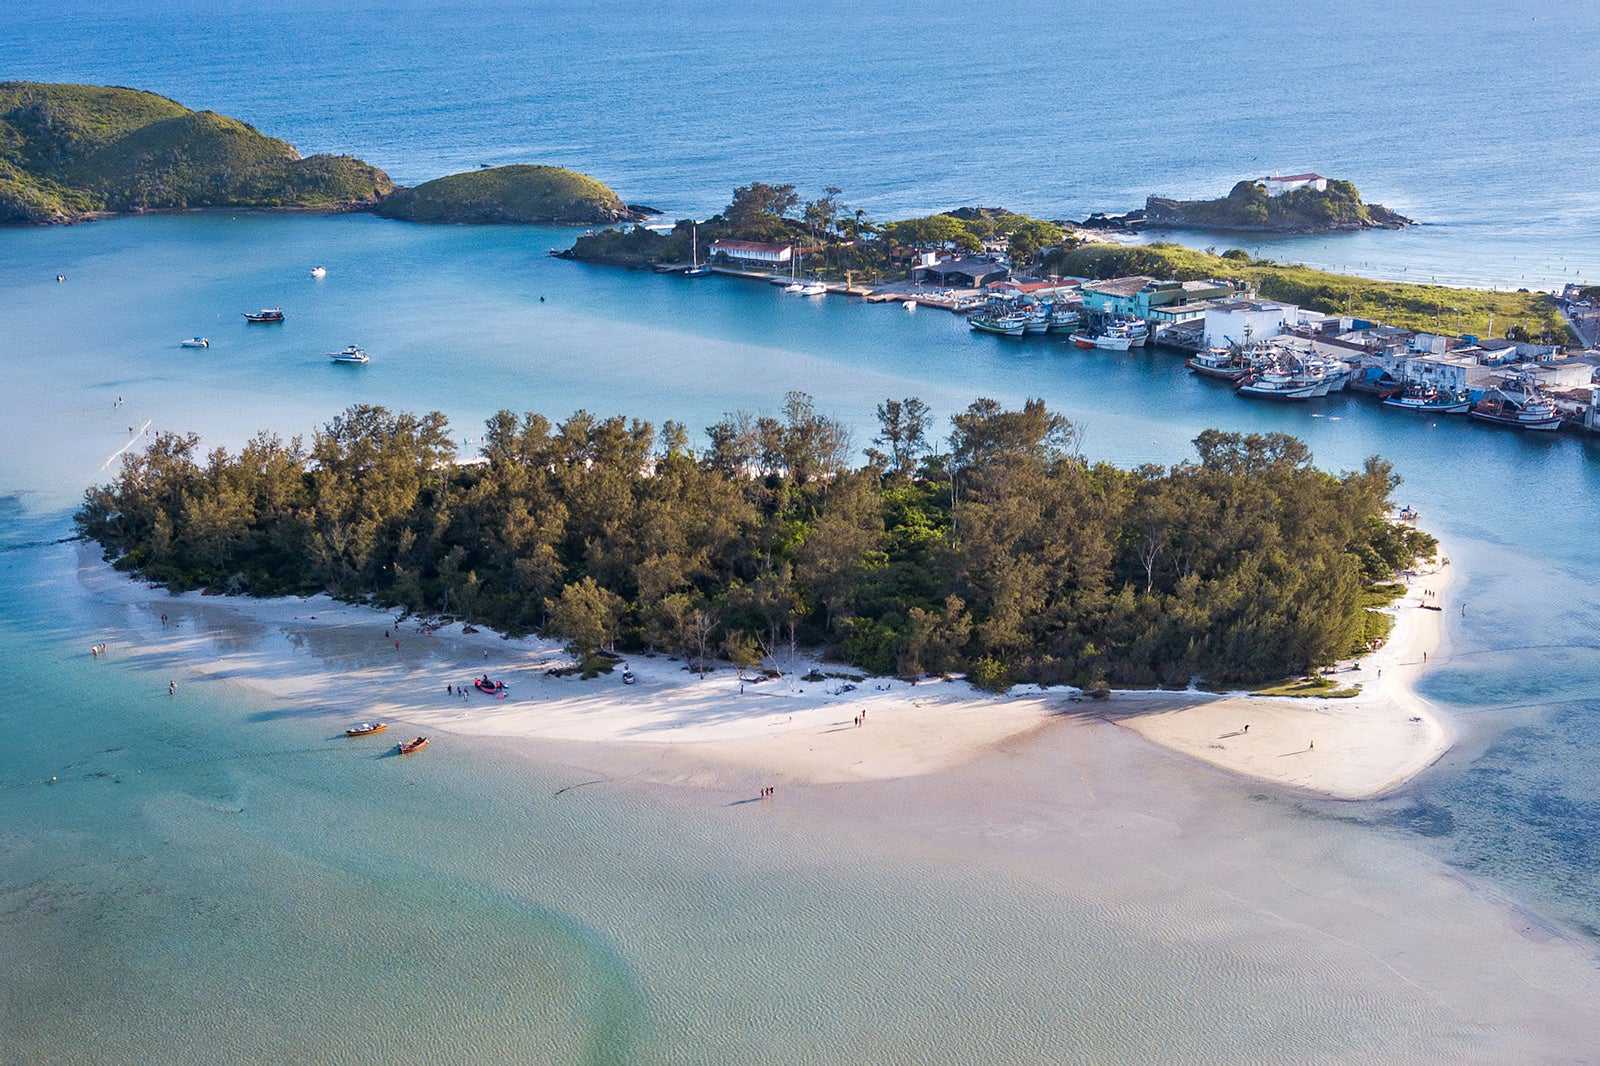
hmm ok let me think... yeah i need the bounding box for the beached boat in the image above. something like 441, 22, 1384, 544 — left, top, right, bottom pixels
396, 736, 429, 755
474, 677, 507, 695
1383, 382, 1470, 415
329, 345, 370, 364
1185, 347, 1247, 381
243, 308, 285, 323
345, 722, 387, 737
1470, 375, 1562, 430
309, 265, 327, 279
180, 337, 210, 349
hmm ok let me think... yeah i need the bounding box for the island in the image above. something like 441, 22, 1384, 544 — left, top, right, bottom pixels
373, 164, 643, 224
1142, 175, 1412, 233
78, 396, 1434, 694
0, 81, 393, 224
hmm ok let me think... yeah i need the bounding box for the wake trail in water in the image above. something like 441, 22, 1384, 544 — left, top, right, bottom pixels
99, 419, 151, 472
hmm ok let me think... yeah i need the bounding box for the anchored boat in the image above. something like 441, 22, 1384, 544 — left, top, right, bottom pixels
1186, 347, 1248, 381
345, 722, 387, 737
243, 308, 285, 323
396, 736, 429, 755
180, 337, 210, 349
329, 345, 370, 365
1469, 374, 1562, 430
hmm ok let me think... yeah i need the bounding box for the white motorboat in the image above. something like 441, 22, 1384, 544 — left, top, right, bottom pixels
798, 281, 827, 297
309, 265, 327, 279
329, 345, 370, 365
180, 337, 210, 349
783, 282, 804, 293
903, 299, 916, 310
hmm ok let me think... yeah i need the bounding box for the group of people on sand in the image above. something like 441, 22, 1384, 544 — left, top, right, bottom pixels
759, 785, 775, 799
854, 708, 868, 728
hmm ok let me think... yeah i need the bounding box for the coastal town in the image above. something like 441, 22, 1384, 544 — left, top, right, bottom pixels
665, 201, 1600, 435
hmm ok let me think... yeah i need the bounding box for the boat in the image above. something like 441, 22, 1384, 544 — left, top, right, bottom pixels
1068, 330, 1097, 349
1091, 322, 1140, 351
329, 345, 370, 364
1382, 382, 1470, 415
903, 299, 916, 310
180, 337, 210, 349
243, 308, 285, 323
684, 223, 711, 275
474, 676, 507, 695
622, 668, 637, 685
1235, 361, 1321, 400
396, 736, 429, 755
798, 281, 827, 297
345, 722, 387, 737
1469, 374, 1563, 431
309, 265, 327, 279
970, 310, 1030, 336
1022, 305, 1050, 333
1047, 306, 1081, 332
1185, 347, 1248, 381
783, 282, 804, 293
1122, 320, 1150, 347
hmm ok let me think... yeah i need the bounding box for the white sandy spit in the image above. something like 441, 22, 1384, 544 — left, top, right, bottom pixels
76, 540, 1453, 798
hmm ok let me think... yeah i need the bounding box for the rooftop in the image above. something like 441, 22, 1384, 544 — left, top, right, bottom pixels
1265, 172, 1327, 182
708, 238, 792, 253
1082, 275, 1156, 298
1209, 299, 1294, 313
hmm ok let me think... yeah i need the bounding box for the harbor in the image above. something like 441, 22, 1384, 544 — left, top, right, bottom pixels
651, 236, 1600, 437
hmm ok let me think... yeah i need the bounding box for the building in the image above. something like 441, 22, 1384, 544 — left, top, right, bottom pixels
988, 276, 1081, 299
909, 255, 1008, 289
1079, 276, 1156, 318
1203, 299, 1297, 348
707, 239, 793, 268
1400, 353, 1496, 393
1262, 173, 1329, 197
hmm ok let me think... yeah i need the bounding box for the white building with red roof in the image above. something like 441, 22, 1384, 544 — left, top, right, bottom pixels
707, 239, 794, 266
1262, 173, 1328, 196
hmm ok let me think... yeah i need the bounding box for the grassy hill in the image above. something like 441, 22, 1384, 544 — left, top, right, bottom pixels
0, 82, 393, 223
1145, 179, 1411, 233
374, 164, 633, 224
1050, 242, 1569, 341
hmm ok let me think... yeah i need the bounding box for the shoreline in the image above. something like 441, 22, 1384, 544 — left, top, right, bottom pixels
73, 536, 1455, 800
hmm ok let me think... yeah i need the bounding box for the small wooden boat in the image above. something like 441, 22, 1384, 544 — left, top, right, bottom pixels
243, 307, 285, 323
397, 736, 429, 755
345, 721, 387, 737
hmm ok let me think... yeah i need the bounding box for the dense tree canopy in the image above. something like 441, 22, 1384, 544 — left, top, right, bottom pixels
78, 398, 1433, 689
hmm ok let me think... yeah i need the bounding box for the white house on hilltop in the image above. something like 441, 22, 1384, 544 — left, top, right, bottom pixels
1262, 173, 1328, 197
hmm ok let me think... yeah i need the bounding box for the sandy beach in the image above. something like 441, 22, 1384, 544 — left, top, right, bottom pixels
75, 539, 1454, 800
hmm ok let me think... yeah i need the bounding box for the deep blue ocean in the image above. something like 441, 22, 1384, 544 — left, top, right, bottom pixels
4, 2, 1600, 1060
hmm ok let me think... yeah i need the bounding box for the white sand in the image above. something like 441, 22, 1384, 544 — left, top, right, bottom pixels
76, 537, 1455, 798
1114, 544, 1455, 799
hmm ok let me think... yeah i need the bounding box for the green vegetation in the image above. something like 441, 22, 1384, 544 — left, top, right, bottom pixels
77, 396, 1437, 689
0, 82, 393, 223
568, 182, 1065, 279
1252, 676, 1361, 699
1046, 242, 1569, 341
1144, 179, 1411, 233
374, 164, 633, 224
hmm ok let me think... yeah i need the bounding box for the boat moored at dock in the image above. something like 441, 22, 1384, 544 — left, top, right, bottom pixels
1383, 382, 1470, 415
1186, 346, 1249, 381
1469, 374, 1563, 430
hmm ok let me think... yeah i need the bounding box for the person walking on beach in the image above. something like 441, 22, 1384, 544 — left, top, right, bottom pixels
1309, 739, 1315, 750
1243, 724, 1249, 733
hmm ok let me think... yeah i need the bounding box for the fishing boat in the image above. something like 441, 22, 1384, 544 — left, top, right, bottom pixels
970, 309, 1030, 336
329, 345, 370, 364
345, 722, 387, 737
1022, 305, 1050, 334
1236, 360, 1321, 400
1068, 330, 1097, 349
1185, 347, 1248, 381
1382, 382, 1470, 415
396, 736, 429, 755
309, 265, 327, 279
1047, 306, 1082, 332
1469, 374, 1563, 430
243, 308, 285, 323
798, 281, 827, 297
1122, 320, 1150, 347
180, 337, 210, 349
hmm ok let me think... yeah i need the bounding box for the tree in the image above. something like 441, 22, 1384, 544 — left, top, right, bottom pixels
802, 185, 843, 238
1005, 218, 1065, 265
545, 576, 623, 660
726, 182, 799, 232
879, 214, 981, 253
874, 397, 933, 477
